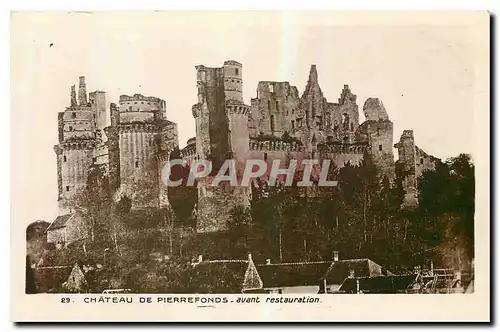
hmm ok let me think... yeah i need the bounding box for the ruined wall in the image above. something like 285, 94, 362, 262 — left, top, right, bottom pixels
104, 104, 121, 193
194, 64, 230, 171
193, 61, 253, 233
357, 120, 395, 183
93, 142, 109, 166
415, 146, 439, 178
159, 121, 179, 153
317, 143, 367, 169
89, 91, 107, 141
328, 85, 360, 142
394, 130, 419, 209
250, 81, 300, 138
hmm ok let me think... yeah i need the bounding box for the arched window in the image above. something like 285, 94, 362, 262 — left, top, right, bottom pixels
270, 115, 275, 133
268, 100, 271, 110
275, 100, 279, 110
69, 126, 73, 131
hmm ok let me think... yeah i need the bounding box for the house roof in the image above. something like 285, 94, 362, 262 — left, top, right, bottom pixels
187, 259, 262, 293
47, 214, 74, 231
339, 274, 417, 293
322, 259, 386, 285
256, 261, 332, 289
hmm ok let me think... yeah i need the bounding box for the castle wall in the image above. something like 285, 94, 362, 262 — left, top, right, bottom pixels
93, 142, 109, 166
62, 105, 95, 141
104, 106, 120, 192
193, 61, 253, 233
250, 81, 300, 138
394, 130, 437, 209
58, 143, 95, 207
196, 182, 251, 233
118, 125, 159, 208
357, 120, 395, 182
415, 146, 438, 178
227, 103, 250, 168
327, 85, 360, 142
89, 91, 107, 140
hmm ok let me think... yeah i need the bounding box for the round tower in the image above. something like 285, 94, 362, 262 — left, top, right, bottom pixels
54, 79, 97, 213
223, 60, 243, 102
116, 94, 166, 208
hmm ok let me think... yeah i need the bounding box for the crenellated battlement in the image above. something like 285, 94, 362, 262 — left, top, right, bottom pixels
317, 141, 369, 154
60, 139, 97, 150
119, 94, 164, 103
225, 100, 250, 116
116, 122, 160, 133
249, 138, 304, 152
180, 144, 197, 160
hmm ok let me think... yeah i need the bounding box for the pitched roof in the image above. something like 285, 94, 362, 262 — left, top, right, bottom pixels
339, 274, 417, 293
47, 214, 74, 231
256, 261, 332, 289
187, 259, 262, 293
322, 259, 386, 285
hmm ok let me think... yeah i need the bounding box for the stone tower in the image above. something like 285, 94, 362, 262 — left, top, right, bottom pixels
357, 98, 395, 183
192, 60, 251, 233
108, 94, 178, 209
394, 129, 439, 209
54, 77, 100, 212
394, 130, 419, 209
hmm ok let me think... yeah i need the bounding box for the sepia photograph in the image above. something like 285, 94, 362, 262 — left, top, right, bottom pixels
11, 10, 490, 322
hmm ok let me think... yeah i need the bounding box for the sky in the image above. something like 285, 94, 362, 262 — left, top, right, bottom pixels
11, 12, 480, 226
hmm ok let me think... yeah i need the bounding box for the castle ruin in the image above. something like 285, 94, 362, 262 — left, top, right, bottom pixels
52, 61, 439, 244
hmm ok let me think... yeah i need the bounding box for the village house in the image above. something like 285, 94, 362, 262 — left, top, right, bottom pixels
187, 254, 263, 293
338, 274, 416, 294
254, 252, 391, 294
256, 260, 332, 294
320, 258, 392, 293
46, 213, 88, 248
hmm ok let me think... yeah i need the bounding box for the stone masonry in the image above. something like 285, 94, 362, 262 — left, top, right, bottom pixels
52, 61, 439, 239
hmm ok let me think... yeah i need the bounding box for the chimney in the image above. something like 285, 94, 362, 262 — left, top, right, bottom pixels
266, 258, 271, 265
78, 76, 87, 105
70, 85, 77, 106
333, 251, 339, 262
198, 255, 203, 263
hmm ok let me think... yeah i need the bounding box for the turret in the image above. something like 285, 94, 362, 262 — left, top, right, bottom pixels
78, 76, 87, 105
223, 60, 243, 102
70, 85, 77, 106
